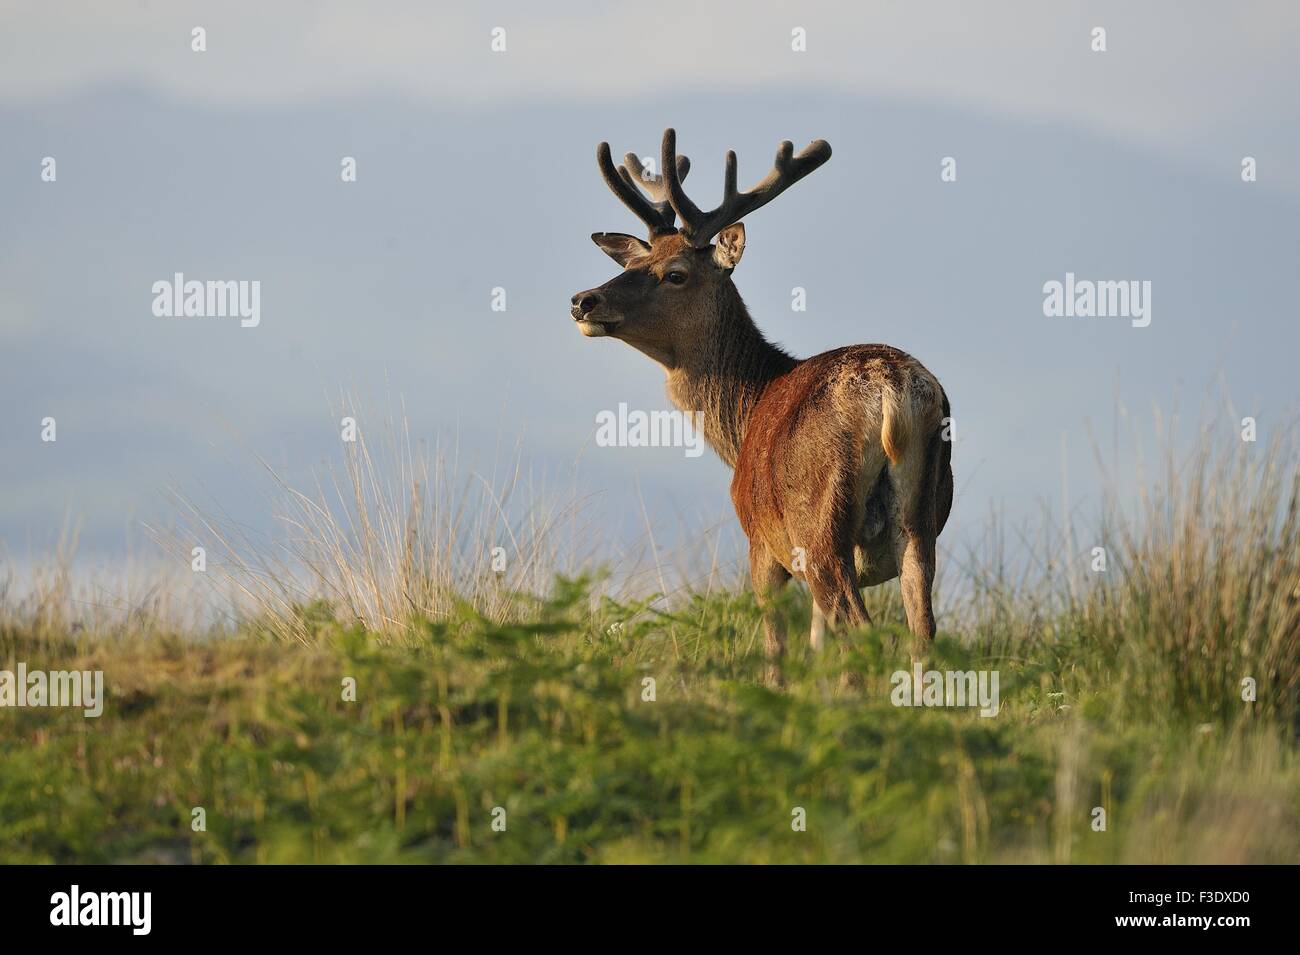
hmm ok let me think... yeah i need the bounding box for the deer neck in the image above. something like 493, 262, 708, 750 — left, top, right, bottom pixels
664, 283, 797, 469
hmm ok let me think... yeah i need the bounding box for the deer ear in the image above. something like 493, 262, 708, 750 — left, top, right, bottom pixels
591, 232, 651, 267
712, 222, 746, 271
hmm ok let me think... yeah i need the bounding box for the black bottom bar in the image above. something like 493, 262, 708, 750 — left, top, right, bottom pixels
0, 864, 1278, 941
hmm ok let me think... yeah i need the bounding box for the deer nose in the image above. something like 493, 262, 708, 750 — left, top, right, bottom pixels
571, 291, 604, 315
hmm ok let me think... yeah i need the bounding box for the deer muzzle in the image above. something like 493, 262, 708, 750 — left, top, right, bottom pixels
570, 289, 622, 336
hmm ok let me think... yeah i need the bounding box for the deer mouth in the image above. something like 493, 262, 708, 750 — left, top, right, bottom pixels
575, 316, 622, 337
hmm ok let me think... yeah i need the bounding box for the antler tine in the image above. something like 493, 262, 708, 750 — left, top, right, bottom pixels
597, 141, 687, 238
622, 152, 690, 206
661, 128, 833, 247
660, 128, 703, 233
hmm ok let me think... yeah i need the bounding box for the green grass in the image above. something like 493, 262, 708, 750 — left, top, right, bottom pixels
2, 577, 1296, 864
3, 417, 1297, 863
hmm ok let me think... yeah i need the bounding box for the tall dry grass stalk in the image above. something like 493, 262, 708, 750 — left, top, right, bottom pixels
0, 520, 78, 643
942, 415, 1298, 722
1080, 422, 1300, 722
152, 402, 601, 641
0, 518, 212, 645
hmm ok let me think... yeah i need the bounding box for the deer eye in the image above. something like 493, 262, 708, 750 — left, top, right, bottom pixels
664, 270, 688, 285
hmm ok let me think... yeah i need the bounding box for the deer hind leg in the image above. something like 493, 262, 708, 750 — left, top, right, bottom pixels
895, 530, 936, 660
889, 431, 942, 660
805, 548, 870, 690
750, 542, 792, 686
806, 556, 870, 640
810, 603, 827, 652
795, 452, 874, 685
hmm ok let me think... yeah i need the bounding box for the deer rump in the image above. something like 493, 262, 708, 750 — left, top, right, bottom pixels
731, 344, 953, 589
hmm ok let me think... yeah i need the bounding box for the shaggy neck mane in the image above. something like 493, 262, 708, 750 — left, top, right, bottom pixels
668, 282, 798, 468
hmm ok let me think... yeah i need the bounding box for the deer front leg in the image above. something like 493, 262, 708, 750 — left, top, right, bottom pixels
749, 543, 791, 687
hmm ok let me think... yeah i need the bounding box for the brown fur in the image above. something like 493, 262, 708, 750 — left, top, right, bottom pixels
730, 345, 952, 671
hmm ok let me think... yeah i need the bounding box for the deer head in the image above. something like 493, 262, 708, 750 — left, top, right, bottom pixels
571, 128, 831, 368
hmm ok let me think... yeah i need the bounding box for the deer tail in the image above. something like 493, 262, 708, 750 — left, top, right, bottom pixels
880, 379, 912, 466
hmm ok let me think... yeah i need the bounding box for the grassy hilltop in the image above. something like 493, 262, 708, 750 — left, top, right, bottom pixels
2, 425, 1297, 864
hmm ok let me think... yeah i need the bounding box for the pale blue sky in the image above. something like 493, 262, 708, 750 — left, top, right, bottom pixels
1, 1, 1297, 579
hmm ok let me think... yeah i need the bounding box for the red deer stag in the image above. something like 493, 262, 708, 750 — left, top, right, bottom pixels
571, 128, 953, 684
